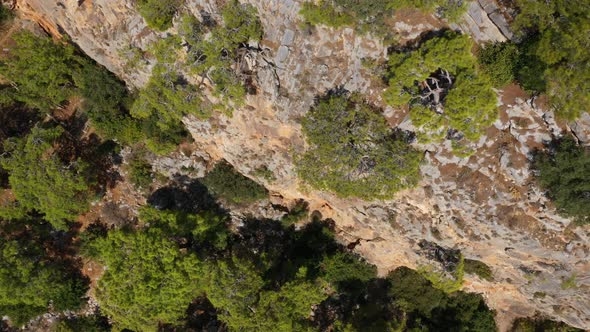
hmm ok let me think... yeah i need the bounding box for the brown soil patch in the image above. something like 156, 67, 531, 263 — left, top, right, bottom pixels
53, 96, 82, 121
82, 258, 105, 296
500, 83, 530, 109
389, 8, 445, 44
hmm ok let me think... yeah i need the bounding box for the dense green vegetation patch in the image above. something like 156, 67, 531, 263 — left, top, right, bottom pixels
477, 41, 520, 87
84, 228, 204, 332
385, 31, 497, 154
532, 136, 590, 225
199, 161, 268, 205
511, 0, 590, 121
511, 316, 584, 332
300, 0, 393, 36
300, 0, 466, 37
391, 0, 467, 21
136, 0, 183, 31
464, 259, 494, 281
0, 235, 87, 326
297, 93, 422, 199
0, 126, 91, 230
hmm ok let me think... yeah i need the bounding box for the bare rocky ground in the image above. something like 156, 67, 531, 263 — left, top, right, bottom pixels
8, 0, 590, 330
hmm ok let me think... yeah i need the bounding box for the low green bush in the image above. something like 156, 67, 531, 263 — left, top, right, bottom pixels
464, 258, 494, 281
477, 42, 520, 87
297, 93, 422, 199
532, 136, 590, 225
200, 161, 268, 205
136, 0, 183, 31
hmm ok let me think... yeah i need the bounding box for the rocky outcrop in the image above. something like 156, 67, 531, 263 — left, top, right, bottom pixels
13, 0, 590, 330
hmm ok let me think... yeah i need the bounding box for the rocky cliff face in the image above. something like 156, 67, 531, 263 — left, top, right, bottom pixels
13, 0, 590, 330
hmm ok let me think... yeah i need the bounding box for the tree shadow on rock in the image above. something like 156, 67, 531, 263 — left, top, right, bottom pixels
147, 175, 226, 215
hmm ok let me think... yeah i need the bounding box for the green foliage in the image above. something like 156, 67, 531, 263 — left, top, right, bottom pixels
179, 1, 263, 104
0, 3, 13, 25
0, 126, 90, 230
253, 165, 276, 181
300, 0, 466, 36
254, 268, 328, 331
560, 274, 577, 290
513, 0, 590, 120
297, 93, 422, 199
511, 317, 583, 332
532, 136, 590, 225
418, 255, 464, 293
85, 228, 204, 332
51, 315, 111, 332
280, 200, 310, 227
131, 65, 205, 130
0, 31, 80, 111
390, 0, 468, 22
299, 2, 355, 29
139, 206, 229, 250
435, 292, 497, 332
0, 238, 87, 326
0, 31, 147, 148
388, 267, 496, 331
477, 42, 520, 87
320, 251, 377, 292
76, 62, 145, 146
136, 0, 183, 31
126, 151, 154, 190
204, 256, 265, 330
200, 161, 268, 205
464, 259, 494, 281
300, 0, 392, 36
388, 267, 448, 316
385, 31, 497, 152
206, 258, 327, 331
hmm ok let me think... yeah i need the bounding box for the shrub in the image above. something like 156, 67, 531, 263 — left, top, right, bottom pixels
385, 31, 497, 153
126, 152, 153, 190
301, 0, 395, 37
0, 3, 13, 25
200, 161, 268, 205
299, 2, 356, 29
511, 317, 583, 332
477, 42, 520, 87
206, 259, 327, 331
0, 126, 91, 230
139, 206, 229, 250
131, 65, 206, 130
297, 93, 422, 199
388, 266, 448, 316
85, 228, 204, 332
532, 136, 590, 225
464, 259, 494, 281
418, 254, 465, 293
136, 0, 183, 31
180, 1, 263, 104
391, 0, 468, 22
51, 315, 111, 332
0, 238, 88, 326
280, 200, 309, 227
512, 0, 590, 120
0, 31, 80, 111
320, 251, 377, 292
